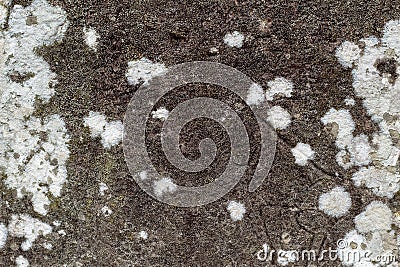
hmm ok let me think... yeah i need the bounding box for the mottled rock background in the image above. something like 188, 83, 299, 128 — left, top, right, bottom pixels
2, 0, 400, 266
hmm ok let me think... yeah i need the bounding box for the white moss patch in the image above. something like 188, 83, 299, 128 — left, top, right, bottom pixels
291, 143, 315, 166
0, 0, 70, 216
223, 31, 244, 48
152, 107, 169, 120
0, 223, 7, 249
15, 255, 29, 267
266, 77, 293, 101
335, 41, 361, 68
84, 111, 123, 149
126, 57, 167, 86
267, 106, 291, 130
246, 83, 264, 106
153, 177, 177, 197
83, 27, 99, 51
227, 200, 246, 222
318, 187, 351, 218
8, 214, 52, 251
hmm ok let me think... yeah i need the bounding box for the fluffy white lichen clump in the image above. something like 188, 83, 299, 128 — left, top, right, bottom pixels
0, 0, 70, 216
0, 0, 10, 28
152, 107, 170, 120
223, 31, 245, 48
318, 187, 351, 217
335, 41, 361, 68
83, 27, 99, 51
267, 106, 291, 130
153, 177, 177, 197
126, 57, 167, 86
8, 214, 52, 251
227, 201, 246, 222
246, 83, 265, 106
84, 111, 123, 149
266, 77, 293, 101
291, 143, 315, 166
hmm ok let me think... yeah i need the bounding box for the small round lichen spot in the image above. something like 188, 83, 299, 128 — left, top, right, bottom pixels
100, 120, 124, 149
336, 41, 361, 68
227, 201, 246, 222
266, 77, 293, 101
318, 187, 352, 218
138, 230, 148, 240
153, 177, 177, 197
126, 57, 167, 86
83, 27, 100, 51
223, 31, 245, 48
246, 83, 264, 106
266, 106, 291, 130
291, 143, 315, 166
151, 107, 169, 120
101, 206, 113, 217
15, 255, 29, 267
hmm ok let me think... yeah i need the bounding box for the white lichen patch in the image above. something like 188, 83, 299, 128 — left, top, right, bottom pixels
99, 182, 109, 196
335, 41, 361, 68
83, 27, 99, 51
126, 57, 167, 86
153, 177, 177, 197
291, 143, 315, 166
8, 214, 52, 251
15, 255, 29, 267
246, 83, 264, 106
0, 223, 7, 249
338, 203, 397, 266
352, 167, 399, 198
101, 121, 124, 149
138, 230, 148, 240
321, 109, 373, 170
0, 0, 10, 28
334, 20, 400, 198
83, 111, 123, 149
0, 0, 70, 216
265, 77, 293, 101
83, 111, 107, 138
318, 187, 351, 218
344, 97, 355, 106
101, 206, 112, 217
354, 202, 392, 233
227, 200, 246, 222
266, 106, 291, 130
151, 107, 169, 120
223, 31, 244, 48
